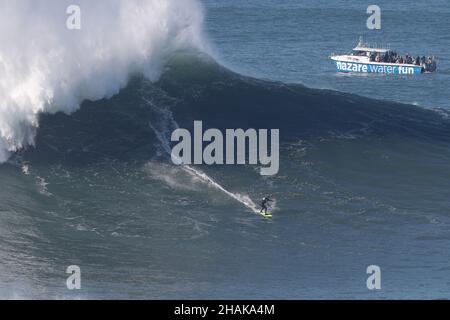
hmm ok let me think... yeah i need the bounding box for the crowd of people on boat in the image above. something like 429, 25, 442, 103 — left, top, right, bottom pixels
368, 51, 436, 71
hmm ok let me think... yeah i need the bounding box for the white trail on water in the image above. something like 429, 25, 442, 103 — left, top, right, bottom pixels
144, 98, 260, 213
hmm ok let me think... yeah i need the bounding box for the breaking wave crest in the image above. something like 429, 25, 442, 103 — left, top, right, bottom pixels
0, 0, 208, 161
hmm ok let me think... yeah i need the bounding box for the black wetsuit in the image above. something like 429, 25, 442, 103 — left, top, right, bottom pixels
260, 197, 273, 214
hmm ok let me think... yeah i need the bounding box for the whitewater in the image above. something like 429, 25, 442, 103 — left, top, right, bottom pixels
0, 0, 208, 162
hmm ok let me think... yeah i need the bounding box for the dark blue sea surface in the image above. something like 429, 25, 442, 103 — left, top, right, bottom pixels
0, 0, 449, 299
204, 0, 450, 108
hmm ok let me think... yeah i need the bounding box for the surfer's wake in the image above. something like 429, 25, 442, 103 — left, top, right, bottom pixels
144, 97, 260, 214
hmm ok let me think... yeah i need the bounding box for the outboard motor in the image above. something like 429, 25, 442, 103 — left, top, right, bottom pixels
425, 57, 437, 72
429, 59, 437, 72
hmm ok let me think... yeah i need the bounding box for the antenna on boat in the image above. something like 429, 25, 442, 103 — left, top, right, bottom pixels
358, 35, 364, 47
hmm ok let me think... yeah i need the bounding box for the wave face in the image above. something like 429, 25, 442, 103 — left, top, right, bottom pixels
0, 0, 207, 162
17, 51, 450, 168
2, 52, 450, 299
2, 3, 450, 299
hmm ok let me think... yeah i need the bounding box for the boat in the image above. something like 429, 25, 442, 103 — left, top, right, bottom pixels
330, 37, 437, 75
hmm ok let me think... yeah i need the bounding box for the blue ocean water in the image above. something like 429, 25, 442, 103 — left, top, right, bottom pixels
204, 0, 450, 108
0, 0, 449, 300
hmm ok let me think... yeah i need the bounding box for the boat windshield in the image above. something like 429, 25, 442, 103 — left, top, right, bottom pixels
351, 50, 370, 56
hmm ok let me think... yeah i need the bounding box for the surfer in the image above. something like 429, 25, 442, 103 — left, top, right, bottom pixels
260, 196, 273, 214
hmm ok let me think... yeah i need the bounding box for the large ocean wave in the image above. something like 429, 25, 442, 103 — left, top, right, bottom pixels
12, 51, 450, 166
0, 0, 208, 162
2, 1, 450, 300
2, 1, 450, 165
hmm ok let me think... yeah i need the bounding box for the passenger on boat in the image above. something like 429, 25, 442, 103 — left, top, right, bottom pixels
415, 56, 421, 66
425, 56, 437, 72
404, 54, 412, 64
389, 52, 396, 63
421, 56, 426, 66
391, 51, 398, 63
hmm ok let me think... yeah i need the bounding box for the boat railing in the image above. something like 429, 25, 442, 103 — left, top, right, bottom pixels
357, 36, 391, 51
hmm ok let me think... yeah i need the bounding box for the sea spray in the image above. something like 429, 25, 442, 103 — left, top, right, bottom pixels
0, 0, 208, 162
144, 97, 260, 213
181, 165, 260, 213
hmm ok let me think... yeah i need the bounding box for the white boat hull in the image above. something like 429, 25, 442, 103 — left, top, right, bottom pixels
331, 55, 424, 75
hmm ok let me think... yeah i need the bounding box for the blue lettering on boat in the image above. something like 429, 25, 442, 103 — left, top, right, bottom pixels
336, 61, 418, 75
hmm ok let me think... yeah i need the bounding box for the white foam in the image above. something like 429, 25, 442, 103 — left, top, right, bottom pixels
181, 165, 260, 213
0, 0, 208, 161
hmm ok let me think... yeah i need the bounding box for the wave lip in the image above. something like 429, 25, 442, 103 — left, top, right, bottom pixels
0, 0, 208, 162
